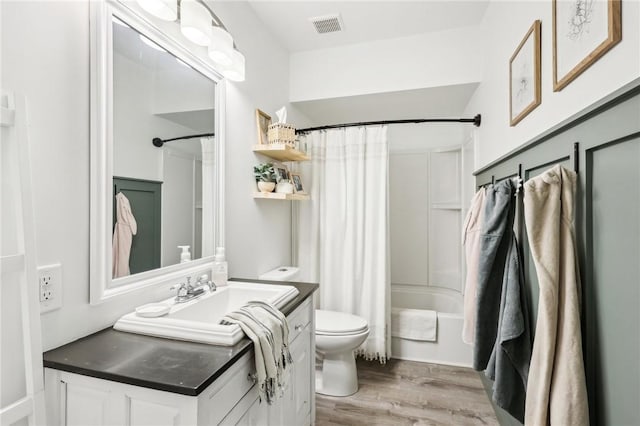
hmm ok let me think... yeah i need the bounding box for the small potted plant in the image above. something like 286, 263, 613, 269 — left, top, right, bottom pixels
254, 163, 276, 193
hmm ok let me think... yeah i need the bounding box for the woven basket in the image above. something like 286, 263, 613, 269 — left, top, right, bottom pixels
267, 123, 296, 146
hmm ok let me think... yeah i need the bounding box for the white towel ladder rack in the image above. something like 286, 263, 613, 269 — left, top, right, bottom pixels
0, 91, 46, 425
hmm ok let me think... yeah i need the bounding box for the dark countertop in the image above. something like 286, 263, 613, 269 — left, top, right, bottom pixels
43, 279, 318, 396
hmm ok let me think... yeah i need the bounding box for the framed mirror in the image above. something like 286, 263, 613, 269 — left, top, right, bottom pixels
90, 0, 226, 304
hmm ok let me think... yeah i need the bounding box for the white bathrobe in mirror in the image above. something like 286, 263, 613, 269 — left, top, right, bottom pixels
112, 192, 138, 278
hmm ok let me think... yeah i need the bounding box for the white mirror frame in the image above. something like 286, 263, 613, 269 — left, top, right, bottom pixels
89, 0, 226, 304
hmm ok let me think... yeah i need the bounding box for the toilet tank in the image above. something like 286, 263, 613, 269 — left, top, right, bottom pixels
259, 266, 300, 281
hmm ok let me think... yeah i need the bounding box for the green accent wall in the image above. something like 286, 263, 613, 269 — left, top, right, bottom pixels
475, 81, 640, 425
113, 177, 162, 276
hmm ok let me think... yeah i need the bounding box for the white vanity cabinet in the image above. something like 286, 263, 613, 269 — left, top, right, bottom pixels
289, 306, 314, 425
219, 297, 314, 426
44, 297, 315, 426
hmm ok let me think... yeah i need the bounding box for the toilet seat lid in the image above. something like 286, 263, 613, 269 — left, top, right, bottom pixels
315, 310, 368, 335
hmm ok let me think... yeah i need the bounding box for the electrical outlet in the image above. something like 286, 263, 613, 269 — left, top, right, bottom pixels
38, 263, 62, 313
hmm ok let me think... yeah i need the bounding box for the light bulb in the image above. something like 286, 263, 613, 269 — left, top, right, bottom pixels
221, 49, 245, 82
180, 0, 211, 46
208, 26, 234, 66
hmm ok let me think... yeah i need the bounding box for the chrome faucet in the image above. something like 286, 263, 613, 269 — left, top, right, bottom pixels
171, 277, 205, 303
196, 274, 216, 292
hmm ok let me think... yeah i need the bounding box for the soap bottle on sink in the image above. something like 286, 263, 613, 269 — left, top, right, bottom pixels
212, 247, 228, 287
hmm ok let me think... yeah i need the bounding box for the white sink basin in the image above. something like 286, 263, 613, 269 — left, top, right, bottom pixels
114, 281, 299, 346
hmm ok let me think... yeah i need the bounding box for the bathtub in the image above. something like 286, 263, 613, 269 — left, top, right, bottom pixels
391, 284, 472, 367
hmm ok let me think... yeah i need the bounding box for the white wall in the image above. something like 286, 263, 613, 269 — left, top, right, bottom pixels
161, 151, 197, 266
1, 0, 311, 351
211, 1, 314, 280
153, 66, 215, 115
289, 26, 483, 102
2, 1, 101, 351
465, 0, 640, 168
113, 51, 200, 181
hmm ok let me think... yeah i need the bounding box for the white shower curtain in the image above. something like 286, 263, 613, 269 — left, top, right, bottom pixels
297, 126, 391, 362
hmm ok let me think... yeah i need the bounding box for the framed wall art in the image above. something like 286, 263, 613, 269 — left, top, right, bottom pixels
553, 0, 622, 91
510, 20, 542, 126
255, 109, 272, 145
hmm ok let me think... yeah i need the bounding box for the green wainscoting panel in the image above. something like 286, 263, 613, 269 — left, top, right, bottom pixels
588, 137, 640, 425
113, 177, 162, 275
474, 79, 640, 425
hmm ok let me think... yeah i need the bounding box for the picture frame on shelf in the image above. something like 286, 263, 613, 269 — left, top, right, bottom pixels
510, 20, 541, 126
553, 0, 621, 91
291, 173, 306, 194
255, 109, 271, 145
272, 161, 289, 183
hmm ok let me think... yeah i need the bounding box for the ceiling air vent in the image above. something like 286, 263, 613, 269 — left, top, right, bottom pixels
309, 14, 343, 34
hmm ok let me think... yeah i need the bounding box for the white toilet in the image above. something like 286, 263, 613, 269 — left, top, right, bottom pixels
259, 267, 370, 397
315, 309, 369, 396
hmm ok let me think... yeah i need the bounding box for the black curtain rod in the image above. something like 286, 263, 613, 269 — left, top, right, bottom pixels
152, 133, 215, 147
296, 114, 481, 134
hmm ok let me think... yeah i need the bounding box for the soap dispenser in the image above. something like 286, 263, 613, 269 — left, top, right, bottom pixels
178, 245, 191, 263
212, 247, 228, 287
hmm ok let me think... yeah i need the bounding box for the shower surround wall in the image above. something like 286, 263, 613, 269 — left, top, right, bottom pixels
388, 123, 474, 366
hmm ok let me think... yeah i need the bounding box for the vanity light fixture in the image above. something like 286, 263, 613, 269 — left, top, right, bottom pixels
180, 0, 211, 46
134, 0, 246, 82
220, 49, 245, 82
136, 0, 177, 21
208, 26, 234, 66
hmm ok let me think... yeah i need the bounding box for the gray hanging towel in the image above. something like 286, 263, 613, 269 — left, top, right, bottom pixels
485, 229, 532, 423
473, 179, 515, 371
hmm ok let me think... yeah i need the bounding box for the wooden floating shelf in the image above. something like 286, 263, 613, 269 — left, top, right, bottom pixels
253, 192, 310, 201
252, 144, 310, 162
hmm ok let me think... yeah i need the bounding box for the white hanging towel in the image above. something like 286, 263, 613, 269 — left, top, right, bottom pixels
523, 164, 588, 426
462, 187, 487, 345
220, 301, 292, 404
112, 192, 138, 278
391, 307, 437, 342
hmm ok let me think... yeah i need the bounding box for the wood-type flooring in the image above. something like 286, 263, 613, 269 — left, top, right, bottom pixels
316, 358, 499, 426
